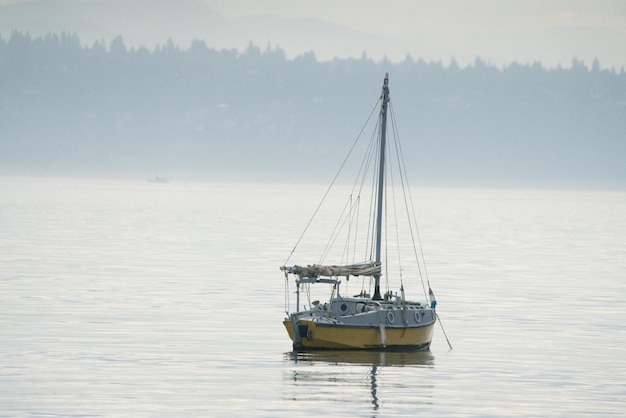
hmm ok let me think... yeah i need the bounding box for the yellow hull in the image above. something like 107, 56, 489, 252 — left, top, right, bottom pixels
283, 318, 434, 350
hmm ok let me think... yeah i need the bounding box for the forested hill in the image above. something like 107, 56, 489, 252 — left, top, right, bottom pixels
1, 32, 625, 189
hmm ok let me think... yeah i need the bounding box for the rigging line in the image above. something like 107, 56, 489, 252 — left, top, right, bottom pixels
364, 121, 380, 263
341, 194, 354, 266
436, 313, 454, 350
364, 139, 379, 296
304, 283, 311, 310
343, 194, 362, 266
319, 195, 352, 264
284, 273, 290, 315
350, 117, 379, 267
343, 112, 379, 263
390, 105, 429, 300
391, 104, 432, 290
367, 138, 379, 262
283, 98, 381, 266
383, 155, 389, 293
322, 114, 380, 266
320, 195, 360, 265
388, 101, 421, 274
350, 195, 361, 266
387, 137, 405, 288
389, 101, 430, 299
351, 110, 380, 198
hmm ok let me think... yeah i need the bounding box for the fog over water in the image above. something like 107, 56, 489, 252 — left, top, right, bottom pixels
1, 178, 625, 416
1, 31, 625, 189
1, 3, 625, 415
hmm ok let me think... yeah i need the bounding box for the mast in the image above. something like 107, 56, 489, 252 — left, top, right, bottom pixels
373, 73, 389, 300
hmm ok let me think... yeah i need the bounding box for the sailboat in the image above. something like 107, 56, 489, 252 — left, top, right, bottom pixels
281, 74, 440, 351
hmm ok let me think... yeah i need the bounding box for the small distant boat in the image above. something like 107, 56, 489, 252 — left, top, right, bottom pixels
281, 74, 442, 351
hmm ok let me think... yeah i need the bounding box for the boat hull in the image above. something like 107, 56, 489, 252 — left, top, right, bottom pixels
283, 318, 434, 350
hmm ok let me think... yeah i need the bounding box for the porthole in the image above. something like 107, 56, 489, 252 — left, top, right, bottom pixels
386, 311, 395, 324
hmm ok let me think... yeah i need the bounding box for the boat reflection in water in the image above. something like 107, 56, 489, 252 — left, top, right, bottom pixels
283, 350, 435, 412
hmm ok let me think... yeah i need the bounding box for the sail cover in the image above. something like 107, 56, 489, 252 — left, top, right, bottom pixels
281, 261, 381, 278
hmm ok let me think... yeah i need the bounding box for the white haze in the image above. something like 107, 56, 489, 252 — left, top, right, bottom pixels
1, 0, 625, 69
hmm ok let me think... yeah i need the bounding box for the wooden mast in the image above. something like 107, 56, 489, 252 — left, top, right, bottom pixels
373, 73, 389, 300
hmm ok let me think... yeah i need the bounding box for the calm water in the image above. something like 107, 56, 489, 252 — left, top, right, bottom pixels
1, 177, 625, 417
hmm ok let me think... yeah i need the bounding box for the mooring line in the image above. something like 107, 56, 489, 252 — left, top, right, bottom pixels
436, 313, 453, 350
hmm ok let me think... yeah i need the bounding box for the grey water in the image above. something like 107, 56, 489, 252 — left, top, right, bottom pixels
1, 177, 625, 417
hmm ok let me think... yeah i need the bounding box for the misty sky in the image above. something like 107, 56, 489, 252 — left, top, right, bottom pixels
1, 0, 625, 69
207, 0, 626, 69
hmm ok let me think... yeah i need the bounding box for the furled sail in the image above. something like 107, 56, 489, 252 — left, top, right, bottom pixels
281, 261, 381, 278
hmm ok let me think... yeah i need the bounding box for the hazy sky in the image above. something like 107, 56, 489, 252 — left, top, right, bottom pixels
1, 0, 625, 69
207, 0, 626, 69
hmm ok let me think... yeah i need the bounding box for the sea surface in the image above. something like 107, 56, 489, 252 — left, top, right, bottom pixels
1, 177, 625, 417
